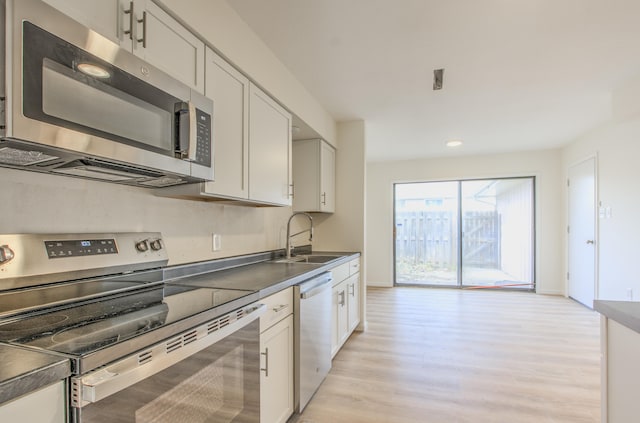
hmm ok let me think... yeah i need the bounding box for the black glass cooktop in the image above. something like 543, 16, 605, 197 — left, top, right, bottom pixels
0, 269, 164, 319
0, 283, 255, 357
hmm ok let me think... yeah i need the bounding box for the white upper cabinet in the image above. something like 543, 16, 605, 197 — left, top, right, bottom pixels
133, 1, 204, 93
202, 47, 250, 199
157, 66, 292, 206
42, 0, 120, 43
248, 83, 292, 206
293, 139, 336, 213
46, 1, 293, 205
43, 0, 205, 93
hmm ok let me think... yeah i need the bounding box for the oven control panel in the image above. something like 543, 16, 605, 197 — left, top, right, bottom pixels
0, 232, 169, 291
45, 239, 118, 259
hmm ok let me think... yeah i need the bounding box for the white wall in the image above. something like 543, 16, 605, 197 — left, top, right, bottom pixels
562, 114, 640, 301
1, 168, 292, 265
366, 149, 563, 295
0, 0, 346, 267
158, 0, 337, 146
310, 120, 367, 328
312, 120, 366, 253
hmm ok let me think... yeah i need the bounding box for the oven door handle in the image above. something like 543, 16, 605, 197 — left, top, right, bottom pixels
71, 303, 266, 408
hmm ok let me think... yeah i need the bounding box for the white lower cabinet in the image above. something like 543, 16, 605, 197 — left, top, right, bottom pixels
0, 381, 66, 422
601, 316, 640, 423
330, 257, 361, 358
331, 280, 349, 356
346, 274, 360, 333
260, 289, 294, 423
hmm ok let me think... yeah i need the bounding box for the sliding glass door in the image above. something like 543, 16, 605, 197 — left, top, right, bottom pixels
394, 177, 535, 290
394, 181, 459, 286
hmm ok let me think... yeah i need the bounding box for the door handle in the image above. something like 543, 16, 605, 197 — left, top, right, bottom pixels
272, 304, 288, 313
123, 1, 134, 40
137, 11, 147, 48
260, 347, 269, 377
586, 240, 595, 245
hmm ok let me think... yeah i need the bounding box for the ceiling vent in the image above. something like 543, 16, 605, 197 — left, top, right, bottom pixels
433, 68, 444, 90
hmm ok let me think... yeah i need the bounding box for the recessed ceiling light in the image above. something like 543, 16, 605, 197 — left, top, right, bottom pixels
446, 139, 463, 147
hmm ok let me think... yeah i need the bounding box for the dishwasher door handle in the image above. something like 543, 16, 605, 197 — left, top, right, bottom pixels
301, 281, 330, 299
299, 272, 333, 299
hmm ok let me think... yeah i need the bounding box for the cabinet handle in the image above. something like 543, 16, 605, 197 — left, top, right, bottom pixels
136, 11, 147, 48
260, 348, 269, 377
272, 304, 288, 313
349, 283, 355, 297
123, 1, 134, 40
289, 184, 294, 198
321, 192, 326, 205
339, 291, 346, 307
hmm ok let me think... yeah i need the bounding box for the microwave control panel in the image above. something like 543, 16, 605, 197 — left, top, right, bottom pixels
195, 109, 211, 167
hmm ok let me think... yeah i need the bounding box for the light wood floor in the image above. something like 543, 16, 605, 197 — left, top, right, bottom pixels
291, 287, 601, 423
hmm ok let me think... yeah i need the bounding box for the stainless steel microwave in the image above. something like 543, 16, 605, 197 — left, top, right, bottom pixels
0, 0, 213, 187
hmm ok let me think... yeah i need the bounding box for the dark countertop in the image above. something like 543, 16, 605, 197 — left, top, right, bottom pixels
594, 300, 640, 334
167, 252, 361, 299
0, 250, 360, 407
0, 344, 70, 406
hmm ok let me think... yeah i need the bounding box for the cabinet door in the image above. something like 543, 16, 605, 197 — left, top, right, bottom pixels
292, 139, 319, 212
292, 139, 335, 213
319, 141, 336, 212
248, 83, 292, 206
331, 282, 348, 358
0, 381, 66, 422
133, 0, 205, 93
260, 314, 294, 423
347, 274, 360, 333
43, 0, 120, 43
203, 48, 249, 199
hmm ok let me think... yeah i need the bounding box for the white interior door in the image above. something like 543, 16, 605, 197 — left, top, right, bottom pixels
568, 157, 597, 307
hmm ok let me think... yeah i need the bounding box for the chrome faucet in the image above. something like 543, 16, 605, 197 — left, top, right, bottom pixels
286, 212, 313, 259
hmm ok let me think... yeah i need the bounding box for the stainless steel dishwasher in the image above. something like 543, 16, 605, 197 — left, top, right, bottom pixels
294, 271, 333, 412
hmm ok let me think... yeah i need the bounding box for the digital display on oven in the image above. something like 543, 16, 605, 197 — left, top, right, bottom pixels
45, 239, 118, 258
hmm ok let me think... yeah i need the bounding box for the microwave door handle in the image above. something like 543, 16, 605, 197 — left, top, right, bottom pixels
175, 102, 198, 161
187, 101, 197, 161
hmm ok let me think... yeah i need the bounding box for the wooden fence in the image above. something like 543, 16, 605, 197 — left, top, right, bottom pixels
395, 210, 501, 268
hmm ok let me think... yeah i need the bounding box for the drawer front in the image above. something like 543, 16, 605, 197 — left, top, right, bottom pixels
349, 257, 360, 275
260, 287, 293, 332
331, 262, 350, 286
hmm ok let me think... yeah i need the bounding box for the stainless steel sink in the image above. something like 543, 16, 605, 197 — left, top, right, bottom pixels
272, 255, 342, 265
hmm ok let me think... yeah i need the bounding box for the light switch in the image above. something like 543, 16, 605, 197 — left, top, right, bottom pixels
212, 234, 222, 251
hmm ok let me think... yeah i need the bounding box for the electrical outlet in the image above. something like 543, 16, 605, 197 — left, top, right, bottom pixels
212, 234, 221, 252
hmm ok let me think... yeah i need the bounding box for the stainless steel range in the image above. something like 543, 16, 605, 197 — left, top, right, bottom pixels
0, 233, 264, 423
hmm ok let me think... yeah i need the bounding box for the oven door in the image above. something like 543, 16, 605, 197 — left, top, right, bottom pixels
71, 304, 265, 423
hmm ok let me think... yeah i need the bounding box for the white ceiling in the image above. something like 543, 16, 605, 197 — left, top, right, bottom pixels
228, 0, 640, 162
